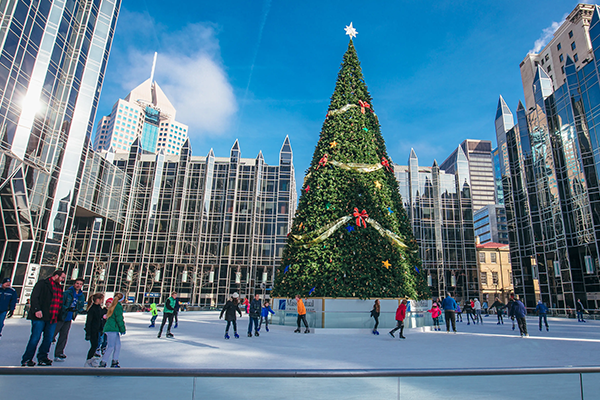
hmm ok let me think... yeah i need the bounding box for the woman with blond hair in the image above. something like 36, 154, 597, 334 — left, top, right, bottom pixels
100, 292, 125, 368
84, 293, 104, 367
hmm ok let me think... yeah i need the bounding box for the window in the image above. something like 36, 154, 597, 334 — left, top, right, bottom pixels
557, 43, 561, 51
492, 272, 498, 285
479, 252, 486, 263
541, 59, 545, 66
585, 256, 594, 274
490, 252, 497, 263
553, 261, 560, 277
571, 41, 576, 50
547, 65, 551, 72
545, 54, 549, 61
561, 66, 565, 74
569, 30, 573, 38
574, 53, 579, 62
559, 54, 563, 62
480, 272, 488, 285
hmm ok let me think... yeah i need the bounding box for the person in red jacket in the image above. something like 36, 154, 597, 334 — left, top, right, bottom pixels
388, 299, 407, 339
427, 303, 442, 331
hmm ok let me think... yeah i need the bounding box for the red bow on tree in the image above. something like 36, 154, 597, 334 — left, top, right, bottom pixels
317, 154, 328, 169
353, 207, 369, 228
358, 100, 371, 114
381, 157, 392, 172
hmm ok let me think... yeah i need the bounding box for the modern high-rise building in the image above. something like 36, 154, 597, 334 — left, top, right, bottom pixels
0, 0, 121, 299
93, 69, 188, 155
440, 139, 496, 211
395, 148, 478, 302
520, 3, 596, 111
62, 137, 296, 306
474, 204, 509, 245
497, 5, 600, 311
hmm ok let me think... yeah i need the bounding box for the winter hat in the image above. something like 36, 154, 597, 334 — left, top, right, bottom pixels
105, 298, 113, 304
232, 292, 239, 298
2, 277, 10, 284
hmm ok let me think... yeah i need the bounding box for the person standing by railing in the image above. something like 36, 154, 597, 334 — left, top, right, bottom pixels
535, 300, 549, 331
441, 293, 458, 333
371, 299, 380, 335
576, 299, 587, 322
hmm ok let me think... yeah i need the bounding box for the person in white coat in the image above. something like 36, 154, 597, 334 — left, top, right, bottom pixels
474, 298, 483, 324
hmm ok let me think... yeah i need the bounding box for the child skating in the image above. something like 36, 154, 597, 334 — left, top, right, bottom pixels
258, 300, 275, 332
427, 303, 442, 331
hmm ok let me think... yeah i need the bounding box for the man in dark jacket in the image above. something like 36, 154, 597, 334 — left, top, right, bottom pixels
21, 270, 66, 366
158, 291, 177, 338
576, 299, 587, 322
491, 297, 505, 325
535, 300, 549, 331
52, 278, 85, 361
509, 294, 528, 337
440, 293, 458, 333
0, 277, 18, 338
247, 294, 261, 337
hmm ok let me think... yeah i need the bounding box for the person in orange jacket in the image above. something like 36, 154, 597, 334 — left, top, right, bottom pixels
389, 299, 407, 339
427, 303, 442, 331
294, 295, 309, 333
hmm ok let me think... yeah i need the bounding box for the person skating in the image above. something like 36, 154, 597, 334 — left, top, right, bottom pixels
509, 294, 528, 337
427, 302, 442, 331
576, 299, 587, 322
506, 295, 515, 330
100, 293, 126, 368
441, 293, 458, 333
21, 270, 66, 367
371, 299, 381, 335
491, 297, 505, 325
149, 302, 158, 327
158, 291, 177, 338
0, 277, 18, 338
220, 292, 242, 339
389, 299, 407, 339
248, 294, 261, 337
463, 300, 474, 325
535, 300, 549, 331
173, 297, 181, 329
483, 300, 489, 316
294, 295, 310, 333
455, 303, 462, 322
52, 278, 85, 362
84, 293, 104, 367
474, 298, 483, 324
258, 300, 275, 332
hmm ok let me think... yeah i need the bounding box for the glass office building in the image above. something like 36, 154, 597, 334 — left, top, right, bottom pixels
497, 6, 600, 310
63, 137, 296, 306
395, 148, 478, 301
0, 0, 120, 300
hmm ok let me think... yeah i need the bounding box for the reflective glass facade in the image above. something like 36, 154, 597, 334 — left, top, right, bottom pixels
0, 0, 120, 300
395, 148, 478, 302
62, 138, 296, 306
499, 6, 600, 310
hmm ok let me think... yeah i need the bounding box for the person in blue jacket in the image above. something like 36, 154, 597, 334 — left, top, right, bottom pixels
535, 300, 549, 331
258, 300, 275, 332
0, 277, 18, 338
441, 293, 458, 333
509, 293, 528, 337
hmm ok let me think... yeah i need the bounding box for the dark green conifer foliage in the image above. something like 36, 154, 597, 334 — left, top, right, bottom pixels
272, 40, 428, 299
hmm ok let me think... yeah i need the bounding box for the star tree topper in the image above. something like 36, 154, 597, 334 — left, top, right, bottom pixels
345, 22, 358, 39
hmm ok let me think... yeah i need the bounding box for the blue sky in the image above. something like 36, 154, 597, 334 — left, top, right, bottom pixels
96, 1, 589, 193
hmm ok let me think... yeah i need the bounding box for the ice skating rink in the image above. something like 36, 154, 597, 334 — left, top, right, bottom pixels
1, 312, 599, 399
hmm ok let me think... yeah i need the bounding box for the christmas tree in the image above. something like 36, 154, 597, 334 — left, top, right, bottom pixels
273, 26, 428, 299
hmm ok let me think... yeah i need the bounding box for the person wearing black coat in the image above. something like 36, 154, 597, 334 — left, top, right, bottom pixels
84, 293, 105, 367
220, 293, 242, 339
247, 294, 262, 337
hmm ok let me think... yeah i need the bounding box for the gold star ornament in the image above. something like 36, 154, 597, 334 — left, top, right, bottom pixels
382, 260, 391, 269
374, 181, 382, 189
330, 141, 338, 148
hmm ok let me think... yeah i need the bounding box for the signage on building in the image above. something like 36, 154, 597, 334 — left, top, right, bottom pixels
20, 263, 41, 303
145, 292, 160, 298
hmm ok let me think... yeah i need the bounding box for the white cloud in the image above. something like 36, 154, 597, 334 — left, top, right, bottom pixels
528, 19, 564, 54
110, 11, 237, 136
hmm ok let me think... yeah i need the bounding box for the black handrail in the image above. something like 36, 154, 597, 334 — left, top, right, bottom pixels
1, 366, 599, 377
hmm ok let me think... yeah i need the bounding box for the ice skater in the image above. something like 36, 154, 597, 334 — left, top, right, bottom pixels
455, 303, 462, 322
427, 302, 441, 331
441, 293, 458, 333
491, 297, 505, 325
100, 293, 125, 368
389, 299, 407, 339
463, 300, 475, 325
220, 292, 242, 339
173, 297, 180, 329
157, 291, 177, 338
84, 293, 104, 367
535, 300, 549, 331
247, 294, 261, 337
258, 300, 275, 332
474, 298, 483, 324
149, 302, 158, 327
509, 294, 528, 337
294, 295, 310, 333
371, 299, 381, 335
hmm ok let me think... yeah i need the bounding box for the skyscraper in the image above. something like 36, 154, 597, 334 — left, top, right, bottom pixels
93, 58, 188, 155
0, 0, 120, 298
440, 139, 496, 211
498, 5, 600, 310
